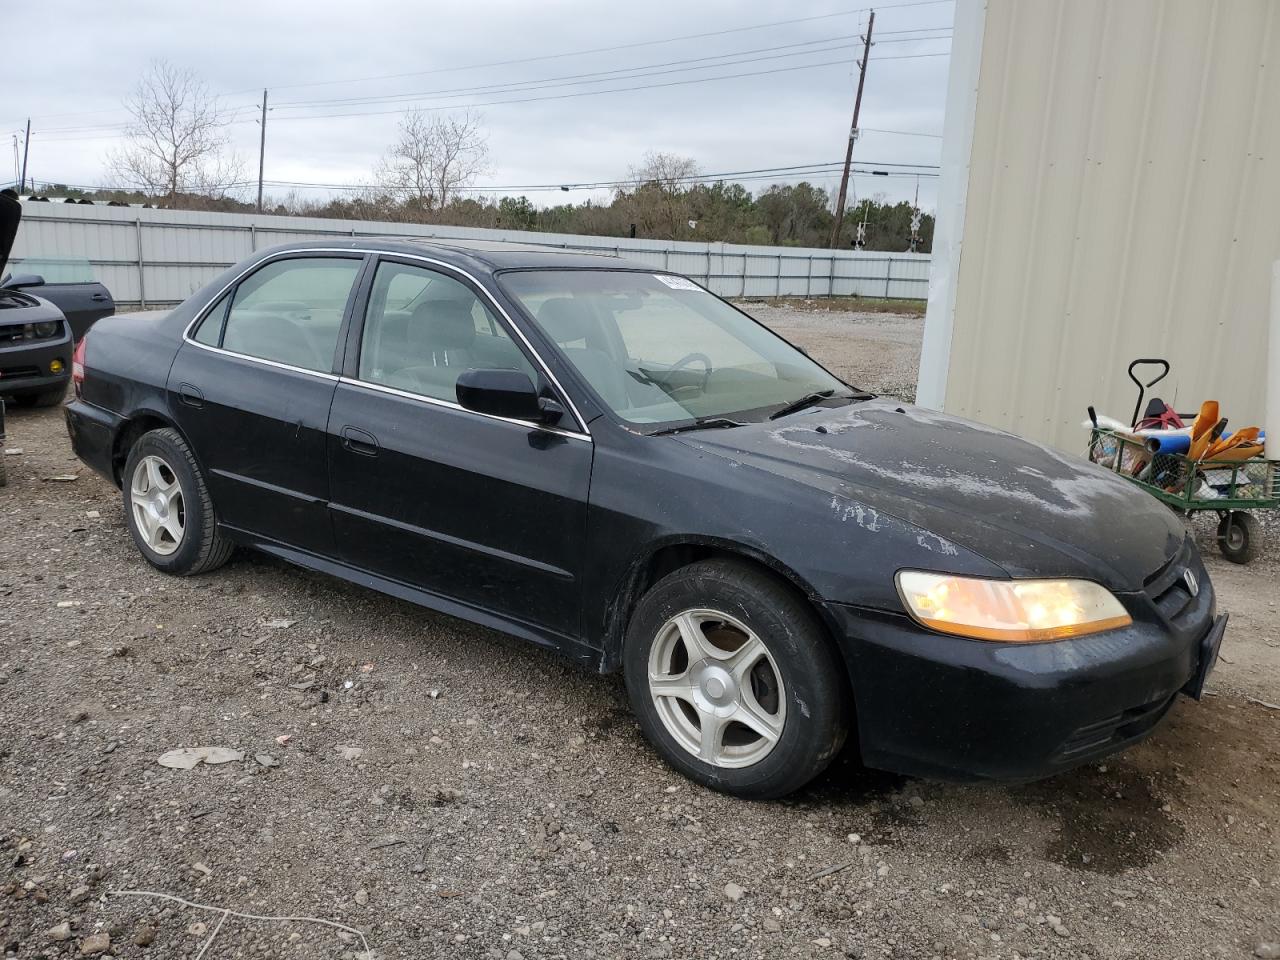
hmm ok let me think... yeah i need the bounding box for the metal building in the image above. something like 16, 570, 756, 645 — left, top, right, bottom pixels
919, 0, 1280, 451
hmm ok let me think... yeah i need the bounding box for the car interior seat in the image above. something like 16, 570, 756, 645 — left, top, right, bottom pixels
535, 297, 630, 410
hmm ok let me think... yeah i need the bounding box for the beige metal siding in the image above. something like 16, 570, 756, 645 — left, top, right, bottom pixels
937, 0, 1280, 450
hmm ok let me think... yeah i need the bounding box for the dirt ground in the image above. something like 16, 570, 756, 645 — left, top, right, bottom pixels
1, 305, 1277, 960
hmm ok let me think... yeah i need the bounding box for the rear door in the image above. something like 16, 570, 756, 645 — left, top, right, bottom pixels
326, 256, 593, 639
168, 252, 366, 554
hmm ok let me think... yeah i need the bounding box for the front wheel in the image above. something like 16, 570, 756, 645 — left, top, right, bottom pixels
122, 428, 233, 575
623, 559, 849, 800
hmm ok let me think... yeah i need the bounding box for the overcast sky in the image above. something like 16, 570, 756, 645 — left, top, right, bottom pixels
8, 0, 954, 211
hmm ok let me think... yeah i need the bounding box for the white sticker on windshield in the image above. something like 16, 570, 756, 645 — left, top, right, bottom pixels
654, 274, 701, 291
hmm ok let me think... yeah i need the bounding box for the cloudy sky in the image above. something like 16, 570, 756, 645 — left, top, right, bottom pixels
7, 0, 954, 211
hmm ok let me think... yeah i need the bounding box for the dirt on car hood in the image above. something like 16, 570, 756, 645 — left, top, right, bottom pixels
677, 397, 1186, 592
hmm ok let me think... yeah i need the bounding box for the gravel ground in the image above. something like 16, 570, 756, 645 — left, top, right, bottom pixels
1, 305, 1277, 960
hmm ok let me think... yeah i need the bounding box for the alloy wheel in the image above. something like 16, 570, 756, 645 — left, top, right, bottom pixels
130, 454, 185, 556
647, 608, 786, 768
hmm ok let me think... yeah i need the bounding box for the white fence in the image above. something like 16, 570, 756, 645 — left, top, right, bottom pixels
10, 202, 932, 309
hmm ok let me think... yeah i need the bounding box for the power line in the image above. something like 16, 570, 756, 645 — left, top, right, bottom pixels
270, 37, 870, 111
270, 53, 950, 124
33, 159, 939, 199
227, 0, 956, 95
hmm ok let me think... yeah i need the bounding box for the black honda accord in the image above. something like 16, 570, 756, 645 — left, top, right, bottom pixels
64, 239, 1226, 798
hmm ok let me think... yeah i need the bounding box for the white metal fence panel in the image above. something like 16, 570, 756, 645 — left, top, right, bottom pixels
9, 202, 932, 308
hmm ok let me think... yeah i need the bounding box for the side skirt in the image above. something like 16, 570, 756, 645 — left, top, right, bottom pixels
221, 525, 603, 670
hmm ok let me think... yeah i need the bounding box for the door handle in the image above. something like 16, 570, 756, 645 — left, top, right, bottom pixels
341, 426, 379, 456
178, 383, 204, 408
90, 293, 109, 302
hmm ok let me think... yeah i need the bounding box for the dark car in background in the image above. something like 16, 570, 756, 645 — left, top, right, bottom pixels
0, 190, 115, 408
62, 238, 1226, 799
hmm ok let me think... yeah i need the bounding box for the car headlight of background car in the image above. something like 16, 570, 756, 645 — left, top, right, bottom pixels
22, 320, 62, 339
895, 570, 1132, 642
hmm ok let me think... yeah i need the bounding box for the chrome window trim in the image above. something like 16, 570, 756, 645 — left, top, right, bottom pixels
337, 376, 591, 442
181, 246, 591, 436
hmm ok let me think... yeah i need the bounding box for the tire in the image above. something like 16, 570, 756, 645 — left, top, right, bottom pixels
0, 453, 6, 487
1217, 511, 1261, 564
622, 559, 848, 800
122, 427, 234, 575
31, 385, 67, 408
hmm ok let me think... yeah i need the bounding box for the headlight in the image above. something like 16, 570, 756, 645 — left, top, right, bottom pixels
31, 320, 60, 338
895, 570, 1132, 642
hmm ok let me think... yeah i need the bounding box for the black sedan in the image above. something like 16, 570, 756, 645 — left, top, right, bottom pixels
64, 239, 1226, 799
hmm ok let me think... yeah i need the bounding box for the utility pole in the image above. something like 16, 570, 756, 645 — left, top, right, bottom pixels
20, 118, 30, 194
828, 10, 874, 249
256, 90, 268, 213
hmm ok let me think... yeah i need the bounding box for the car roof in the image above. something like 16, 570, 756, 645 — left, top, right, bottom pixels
262, 237, 654, 274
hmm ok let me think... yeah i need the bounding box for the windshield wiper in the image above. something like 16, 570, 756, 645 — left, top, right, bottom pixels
768, 389, 838, 420
649, 416, 746, 436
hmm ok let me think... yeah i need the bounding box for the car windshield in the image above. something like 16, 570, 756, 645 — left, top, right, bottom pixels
500, 270, 852, 427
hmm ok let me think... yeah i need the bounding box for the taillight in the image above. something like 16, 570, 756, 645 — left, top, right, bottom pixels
72, 336, 87, 397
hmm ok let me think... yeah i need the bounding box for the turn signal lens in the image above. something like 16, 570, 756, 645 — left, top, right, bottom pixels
895, 571, 1132, 643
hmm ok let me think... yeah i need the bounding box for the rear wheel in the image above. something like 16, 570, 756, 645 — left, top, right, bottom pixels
623, 559, 848, 799
1217, 511, 1261, 564
122, 428, 233, 575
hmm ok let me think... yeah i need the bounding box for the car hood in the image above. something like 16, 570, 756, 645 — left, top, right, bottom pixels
0, 289, 62, 323
676, 398, 1185, 592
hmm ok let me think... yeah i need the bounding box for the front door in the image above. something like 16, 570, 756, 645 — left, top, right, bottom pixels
326, 257, 592, 640
169, 253, 366, 554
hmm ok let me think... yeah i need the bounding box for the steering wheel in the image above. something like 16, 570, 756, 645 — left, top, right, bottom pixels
659, 352, 714, 396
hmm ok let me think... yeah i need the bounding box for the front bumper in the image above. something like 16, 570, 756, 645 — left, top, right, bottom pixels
824, 542, 1221, 782
0, 331, 72, 397
64, 397, 124, 484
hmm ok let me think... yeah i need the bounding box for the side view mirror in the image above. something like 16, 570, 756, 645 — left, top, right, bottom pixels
2, 273, 45, 290
456, 369, 563, 425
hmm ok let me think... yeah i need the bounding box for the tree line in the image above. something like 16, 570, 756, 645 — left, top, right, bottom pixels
51, 61, 934, 253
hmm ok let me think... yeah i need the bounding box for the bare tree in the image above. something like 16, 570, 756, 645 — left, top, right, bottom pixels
620, 151, 700, 239
107, 60, 243, 205
376, 108, 488, 213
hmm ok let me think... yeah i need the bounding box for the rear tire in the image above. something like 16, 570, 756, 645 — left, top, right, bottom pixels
1217, 511, 1260, 564
122, 428, 233, 575
622, 559, 848, 800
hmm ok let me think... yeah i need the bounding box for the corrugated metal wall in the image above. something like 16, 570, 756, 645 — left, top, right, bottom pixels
9, 203, 931, 308
926, 0, 1280, 451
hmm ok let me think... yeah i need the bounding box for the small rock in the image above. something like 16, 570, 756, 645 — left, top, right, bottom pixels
763, 918, 781, 933
723, 882, 746, 902
908, 795, 925, 809
255, 754, 279, 768
847, 833, 861, 844
56, 600, 82, 608
506, 952, 525, 960
187, 921, 207, 937
1255, 943, 1280, 959
133, 924, 156, 947
812, 937, 833, 947
337, 746, 365, 762
68, 885, 92, 904
47, 922, 72, 942
354, 889, 369, 905
79, 933, 110, 956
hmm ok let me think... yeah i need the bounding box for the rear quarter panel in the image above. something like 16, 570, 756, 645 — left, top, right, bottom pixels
81, 310, 179, 418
